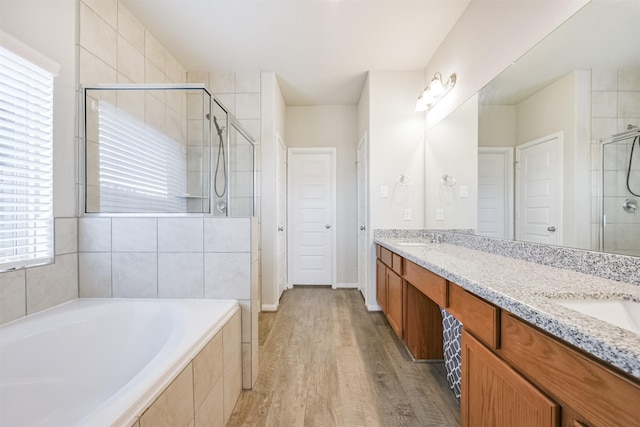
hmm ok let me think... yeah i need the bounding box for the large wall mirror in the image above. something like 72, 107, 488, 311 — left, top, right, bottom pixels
476, 0, 640, 257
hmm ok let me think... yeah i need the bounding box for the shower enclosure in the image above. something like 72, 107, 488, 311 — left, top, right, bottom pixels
83, 84, 254, 216
601, 125, 640, 256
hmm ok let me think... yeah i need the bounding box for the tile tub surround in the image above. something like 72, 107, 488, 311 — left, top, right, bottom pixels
78, 216, 259, 389
127, 309, 241, 427
374, 229, 640, 286
374, 236, 640, 379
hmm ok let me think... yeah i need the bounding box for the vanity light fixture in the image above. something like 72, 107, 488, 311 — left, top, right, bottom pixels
415, 72, 457, 112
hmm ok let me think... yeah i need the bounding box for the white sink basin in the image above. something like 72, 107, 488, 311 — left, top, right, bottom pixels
396, 242, 429, 247
552, 299, 640, 334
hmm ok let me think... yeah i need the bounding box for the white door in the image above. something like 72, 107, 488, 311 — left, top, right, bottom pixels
357, 132, 369, 299
516, 133, 562, 245
478, 147, 514, 239
288, 148, 336, 286
276, 134, 288, 295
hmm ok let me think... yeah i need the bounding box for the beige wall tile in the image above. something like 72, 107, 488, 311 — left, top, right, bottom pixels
82, 0, 117, 29
188, 71, 210, 89
118, 35, 145, 83
141, 364, 194, 427
235, 72, 260, 93
79, 48, 117, 86
117, 88, 145, 121
204, 253, 251, 299
618, 69, 640, 91
0, 270, 26, 324
55, 218, 78, 256
145, 31, 166, 72
112, 252, 157, 298
195, 377, 224, 427
166, 107, 185, 142
145, 59, 165, 86
117, 2, 144, 52
193, 331, 223, 411
223, 310, 241, 366
241, 342, 251, 389
26, 254, 78, 315
619, 92, 640, 117
79, 252, 112, 297
145, 92, 166, 132
210, 72, 234, 94
166, 53, 183, 84
79, 217, 111, 252
223, 347, 242, 424
80, 2, 117, 68
157, 253, 204, 299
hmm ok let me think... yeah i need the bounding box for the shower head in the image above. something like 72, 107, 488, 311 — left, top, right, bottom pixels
213, 116, 225, 136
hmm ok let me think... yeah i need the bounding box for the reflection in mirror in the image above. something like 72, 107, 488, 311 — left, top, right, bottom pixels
477, 0, 640, 256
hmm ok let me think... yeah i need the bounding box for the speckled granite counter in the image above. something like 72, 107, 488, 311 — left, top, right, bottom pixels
374, 237, 640, 380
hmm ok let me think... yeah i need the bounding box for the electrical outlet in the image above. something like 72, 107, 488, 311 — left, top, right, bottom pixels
380, 185, 389, 198
459, 185, 468, 198
403, 208, 412, 221
436, 208, 444, 221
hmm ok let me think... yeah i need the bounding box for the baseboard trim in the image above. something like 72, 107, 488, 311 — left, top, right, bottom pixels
261, 304, 279, 312
334, 282, 358, 289
366, 304, 382, 312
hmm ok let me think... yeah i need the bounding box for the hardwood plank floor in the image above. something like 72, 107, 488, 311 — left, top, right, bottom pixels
227, 287, 460, 427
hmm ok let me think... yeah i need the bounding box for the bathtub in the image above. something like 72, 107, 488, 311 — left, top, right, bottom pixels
0, 298, 240, 427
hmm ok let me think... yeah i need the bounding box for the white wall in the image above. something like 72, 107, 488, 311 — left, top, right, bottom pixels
425, 94, 478, 230
1, 0, 77, 217
424, 0, 589, 131
368, 71, 426, 230
260, 72, 287, 310
285, 105, 358, 286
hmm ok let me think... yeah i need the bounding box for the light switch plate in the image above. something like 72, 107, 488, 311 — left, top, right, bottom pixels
460, 185, 468, 198
436, 208, 444, 221
403, 208, 412, 221
380, 185, 389, 198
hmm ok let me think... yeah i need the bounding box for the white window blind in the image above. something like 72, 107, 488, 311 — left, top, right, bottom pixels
97, 101, 187, 213
0, 41, 56, 270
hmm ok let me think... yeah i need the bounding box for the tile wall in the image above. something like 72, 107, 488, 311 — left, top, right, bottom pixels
0, 218, 79, 324
129, 309, 242, 427
590, 68, 640, 254
76, 0, 261, 390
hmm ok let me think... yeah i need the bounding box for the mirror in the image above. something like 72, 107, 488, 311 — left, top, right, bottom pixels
477, 0, 640, 256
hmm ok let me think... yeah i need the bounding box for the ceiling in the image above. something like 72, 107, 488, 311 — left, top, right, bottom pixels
480, 0, 640, 105
121, 0, 470, 106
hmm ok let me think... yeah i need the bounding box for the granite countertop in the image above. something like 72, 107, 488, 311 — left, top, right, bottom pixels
374, 237, 640, 380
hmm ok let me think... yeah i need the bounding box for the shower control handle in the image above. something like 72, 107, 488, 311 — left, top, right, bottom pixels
360, 226, 366, 231
278, 227, 284, 232
547, 226, 556, 232
326, 224, 331, 229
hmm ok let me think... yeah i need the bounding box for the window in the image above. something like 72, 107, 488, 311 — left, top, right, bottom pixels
0, 33, 58, 270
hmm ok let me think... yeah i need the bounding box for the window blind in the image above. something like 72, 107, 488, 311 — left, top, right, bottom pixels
97, 101, 187, 213
0, 44, 55, 269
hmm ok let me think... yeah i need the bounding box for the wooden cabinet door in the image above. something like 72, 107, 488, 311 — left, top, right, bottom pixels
386, 268, 403, 338
376, 259, 387, 312
462, 329, 559, 427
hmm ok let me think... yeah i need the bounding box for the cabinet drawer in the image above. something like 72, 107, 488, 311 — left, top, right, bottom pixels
404, 260, 447, 307
448, 283, 500, 348
391, 253, 403, 275
380, 246, 393, 267
499, 313, 640, 427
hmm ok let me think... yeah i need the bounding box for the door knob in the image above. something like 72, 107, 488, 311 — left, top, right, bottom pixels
278, 226, 284, 232
547, 226, 556, 232
360, 226, 366, 231
326, 224, 331, 229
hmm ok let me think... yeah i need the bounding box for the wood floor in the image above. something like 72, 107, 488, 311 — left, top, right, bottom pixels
227, 287, 460, 427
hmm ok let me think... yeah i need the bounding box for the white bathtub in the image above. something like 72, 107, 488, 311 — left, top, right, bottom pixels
0, 298, 239, 427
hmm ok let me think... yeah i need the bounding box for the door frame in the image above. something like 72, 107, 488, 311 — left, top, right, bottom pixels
276, 133, 288, 294
287, 147, 337, 288
357, 131, 369, 301
478, 146, 515, 240
515, 132, 563, 245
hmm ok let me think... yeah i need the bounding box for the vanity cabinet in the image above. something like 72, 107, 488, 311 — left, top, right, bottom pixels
375, 244, 640, 427
376, 247, 403, 339
462, 329, 559, 427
